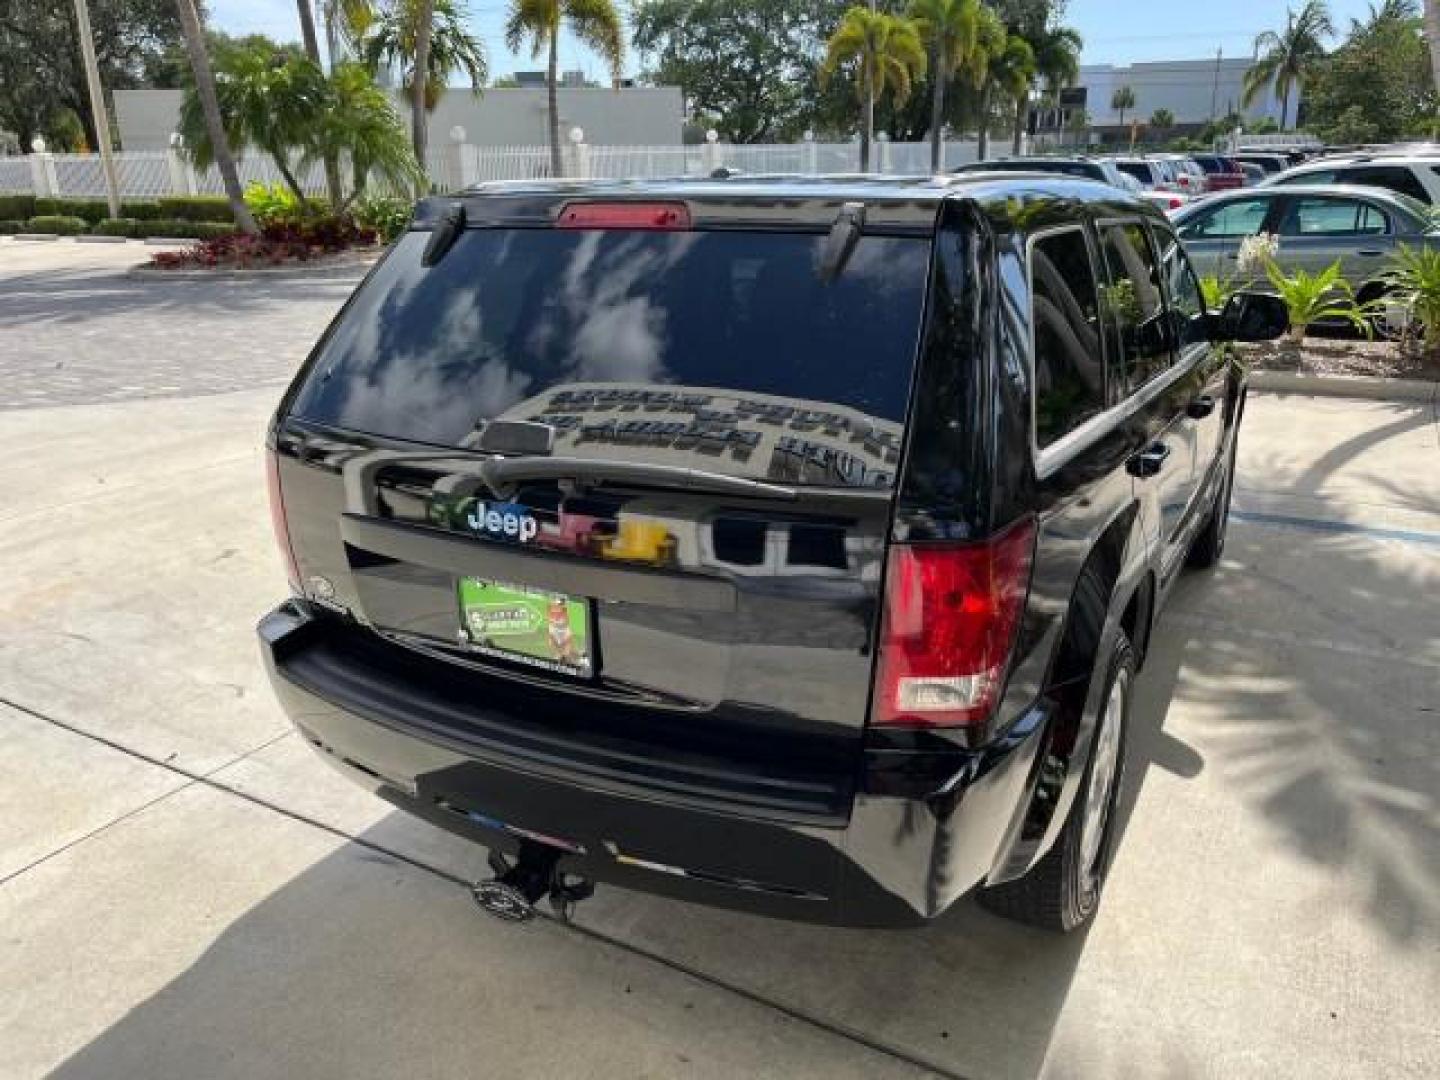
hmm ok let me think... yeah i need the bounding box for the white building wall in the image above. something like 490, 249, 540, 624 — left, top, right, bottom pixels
114, 86, 683, 151
1077, 58, 1286, 128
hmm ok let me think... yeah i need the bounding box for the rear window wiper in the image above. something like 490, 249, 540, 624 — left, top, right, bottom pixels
818, 201, 866, 283
478, 456, 798, 501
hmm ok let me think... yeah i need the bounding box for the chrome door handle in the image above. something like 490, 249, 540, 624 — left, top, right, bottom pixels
1127, 442, 1171, 478
1357, 248, 1384, 257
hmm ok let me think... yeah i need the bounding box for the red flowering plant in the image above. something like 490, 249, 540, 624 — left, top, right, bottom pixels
149, 214, 378, 270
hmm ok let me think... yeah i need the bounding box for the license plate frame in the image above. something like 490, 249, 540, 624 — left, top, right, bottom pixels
456, 577, 595, 678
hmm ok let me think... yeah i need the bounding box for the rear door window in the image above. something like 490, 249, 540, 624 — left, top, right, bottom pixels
290, 227, 932, 489
1278, 197, 1390, 236
1097, 221, 1171, 394
1030, 228, 1106, 447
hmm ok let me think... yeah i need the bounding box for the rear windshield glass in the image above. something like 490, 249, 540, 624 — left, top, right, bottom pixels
290, 227, 932, 488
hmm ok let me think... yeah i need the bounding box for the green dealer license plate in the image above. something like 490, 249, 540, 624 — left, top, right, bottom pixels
457, 578, 594, 678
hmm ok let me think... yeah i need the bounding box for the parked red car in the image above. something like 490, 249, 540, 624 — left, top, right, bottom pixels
1190, 155, 1246, 191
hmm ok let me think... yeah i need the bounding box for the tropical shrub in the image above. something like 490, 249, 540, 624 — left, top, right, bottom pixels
26, 215, 88, 235
1382, 243, 1440, 348
150, 218, 377, 270
1263, 257, 1371, 340
0, 219, 25, 234
354, 193, 412, 243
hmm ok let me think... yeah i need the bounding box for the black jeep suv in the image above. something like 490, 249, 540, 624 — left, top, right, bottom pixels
259, 175, 1285, 931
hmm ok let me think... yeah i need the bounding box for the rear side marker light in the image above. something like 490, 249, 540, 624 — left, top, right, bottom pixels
556, 201, 691, 230
872, 518, 1036, 728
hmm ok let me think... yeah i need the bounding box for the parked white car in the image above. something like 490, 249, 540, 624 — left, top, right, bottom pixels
1263, 153, 1440, 205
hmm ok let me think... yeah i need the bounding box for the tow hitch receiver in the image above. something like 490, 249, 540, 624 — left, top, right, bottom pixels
472, 844, 595, 923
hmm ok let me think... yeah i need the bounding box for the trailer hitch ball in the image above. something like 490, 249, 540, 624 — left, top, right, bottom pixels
471, 844, 594, 923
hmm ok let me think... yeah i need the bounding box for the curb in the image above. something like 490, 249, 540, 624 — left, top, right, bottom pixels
76, 234, 128, 244
13, 233, 61, 241
126, 254, 378, 281
1249, 369, 1438, 403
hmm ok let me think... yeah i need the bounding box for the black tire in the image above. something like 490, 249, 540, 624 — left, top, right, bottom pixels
1187, 434, 1237, 569
980, 630, 1136, 933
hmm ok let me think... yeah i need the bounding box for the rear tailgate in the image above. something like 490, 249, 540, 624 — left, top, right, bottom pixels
271, 204, 935, 816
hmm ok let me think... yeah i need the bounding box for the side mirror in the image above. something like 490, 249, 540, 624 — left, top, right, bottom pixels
1212, 290, 1289, 342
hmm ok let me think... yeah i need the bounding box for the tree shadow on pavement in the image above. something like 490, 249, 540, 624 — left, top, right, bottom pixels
0, 265, 363, 329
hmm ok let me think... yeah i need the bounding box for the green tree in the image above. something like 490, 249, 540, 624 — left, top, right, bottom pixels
822, 6, 926, 170
1023, 21, 1081, 151
1110, 83, 1135, 128
354, 1, 488, 112
907, 0, 980, 171
312, 62, 427, 203
177, 41, 420, 204
632, 0, 842, 143
1243, 1, 1334, 130
1149, 106, 1174, 141
171, 0, 258, 234
505, 0, 625, 178
1305, 0, 1433, 142
965, 4, 1008, 159
986, 33, 1035, 159
0, 0, 184, 153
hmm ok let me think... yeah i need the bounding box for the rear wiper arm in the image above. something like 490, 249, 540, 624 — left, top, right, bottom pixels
478, 456, 798, 501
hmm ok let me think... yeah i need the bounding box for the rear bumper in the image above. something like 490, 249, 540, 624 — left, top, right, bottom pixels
260, 601, 1050, 928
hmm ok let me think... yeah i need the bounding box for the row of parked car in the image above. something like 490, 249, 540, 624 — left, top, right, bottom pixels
957, 145, 1440, 327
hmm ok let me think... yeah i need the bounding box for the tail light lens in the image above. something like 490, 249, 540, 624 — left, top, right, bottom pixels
1168, 196, 1184, 210
872, 518, 1035, 728
265, 449, 301, 593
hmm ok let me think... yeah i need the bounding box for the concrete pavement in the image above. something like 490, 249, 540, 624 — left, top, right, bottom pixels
2, 243, 1437, 1078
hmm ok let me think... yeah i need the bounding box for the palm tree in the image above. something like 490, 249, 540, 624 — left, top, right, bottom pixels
823, 7, 927, 172
1149, 107, 1174, 143
310, 63, 426, 205
1242, 1, 1334, 131
410, 0, 434, 170
1111, 84, 1136, 129
505, 0, 625, 178
295, 1, 344, 205
907, 0, 978, 172
966, 4, 1008, 160
1022, 23, 1081, 152
1424, 1, 1440, 107
985, 34, 1035, 161
177, 43, 329, 201
354, 0, 489, 175
170, 0, 258, 233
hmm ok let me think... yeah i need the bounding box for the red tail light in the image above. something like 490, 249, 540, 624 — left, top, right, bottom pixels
1168, 196, 1184, 210
556, 201, 690, 230
265, 449, 301, 593
872, 518, 1035, 728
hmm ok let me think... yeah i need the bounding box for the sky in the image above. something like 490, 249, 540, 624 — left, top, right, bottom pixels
209, 0, 1390, 83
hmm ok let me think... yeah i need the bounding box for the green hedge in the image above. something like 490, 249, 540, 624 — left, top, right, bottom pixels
26, 215, 88, 235
33, 197, 109, 224
155, 196, 235, 223
0, 195, 36, 220
136, 218, 237, 239
0, 219, 25, 234
93, 218, 139, 237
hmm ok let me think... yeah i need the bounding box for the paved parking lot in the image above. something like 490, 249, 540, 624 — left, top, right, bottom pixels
2, 241, 1438, 1079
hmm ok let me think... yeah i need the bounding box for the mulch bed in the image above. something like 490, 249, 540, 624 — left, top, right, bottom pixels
1240, 338, 1440, 381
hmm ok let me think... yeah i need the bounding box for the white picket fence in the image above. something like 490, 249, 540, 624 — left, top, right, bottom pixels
0, 139, 983, 201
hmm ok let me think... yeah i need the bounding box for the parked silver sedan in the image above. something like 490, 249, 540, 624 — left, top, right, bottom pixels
1171, 183, 1436, 301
